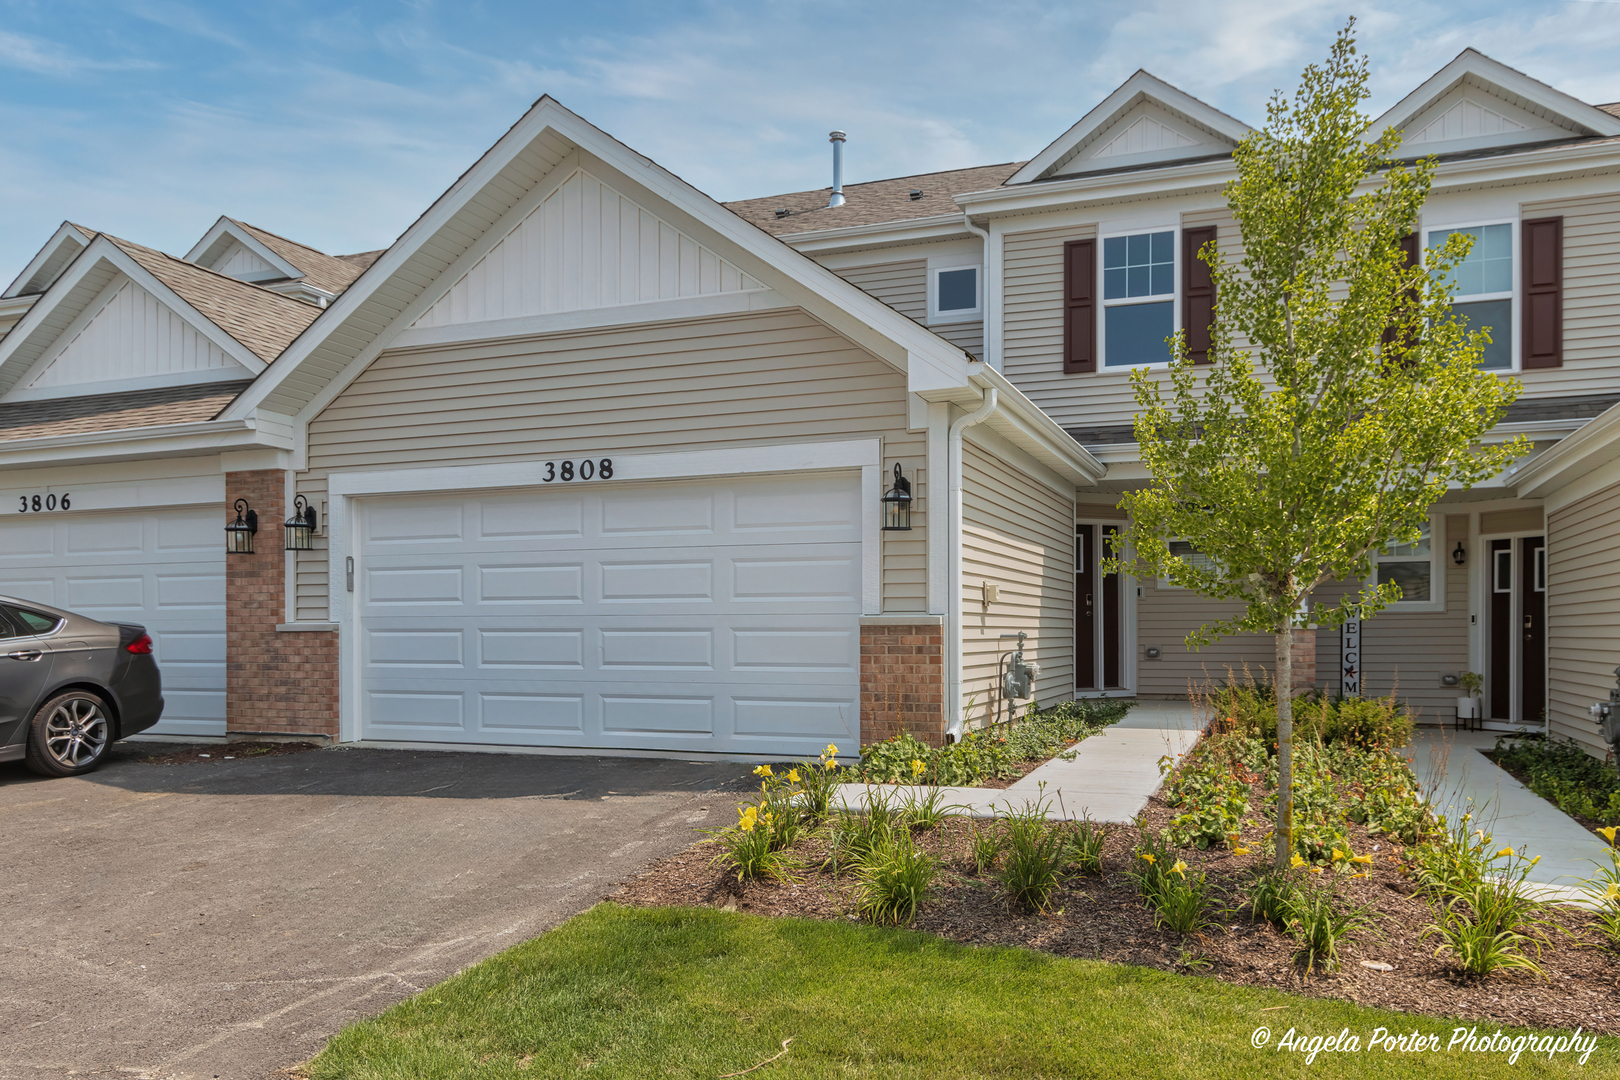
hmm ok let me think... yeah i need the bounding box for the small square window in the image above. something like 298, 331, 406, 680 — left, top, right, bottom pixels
937, 267, 978, 312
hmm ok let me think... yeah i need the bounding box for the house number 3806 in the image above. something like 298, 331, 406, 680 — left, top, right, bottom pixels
542, 459, 612, 482
17, 493, 70, 512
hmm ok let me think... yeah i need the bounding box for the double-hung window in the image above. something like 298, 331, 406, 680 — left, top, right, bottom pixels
1428, 223, 1513, 371
1372, 517, 1443, 611
1102, 230, 1175, 367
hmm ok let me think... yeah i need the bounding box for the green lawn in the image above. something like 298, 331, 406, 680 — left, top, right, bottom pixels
311, 904, 1611, 1079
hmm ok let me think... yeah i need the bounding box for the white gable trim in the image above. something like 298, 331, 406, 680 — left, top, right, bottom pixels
186, 217, 305, 283
3, 223, 91, 299
0, 237, 267, 399
1369, 48, 1620, 150
1007, 71, 1252, 185
222, 96, 981, 431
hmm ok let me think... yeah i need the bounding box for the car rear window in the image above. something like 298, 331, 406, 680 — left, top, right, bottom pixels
5, 606, 60, 635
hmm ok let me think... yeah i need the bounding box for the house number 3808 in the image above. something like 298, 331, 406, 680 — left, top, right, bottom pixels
542, 459, 612, 482
17, 493, 70, 512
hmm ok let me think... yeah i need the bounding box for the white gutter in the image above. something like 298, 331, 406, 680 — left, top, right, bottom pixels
946, 385, 997, 742
0, 418, 278, 469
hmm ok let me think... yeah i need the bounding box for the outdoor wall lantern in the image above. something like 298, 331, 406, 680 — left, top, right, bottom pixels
881, 463, 912, 531
225, 498, 258, 555
284, 495, 319, 551
1452, 540, 1467, 567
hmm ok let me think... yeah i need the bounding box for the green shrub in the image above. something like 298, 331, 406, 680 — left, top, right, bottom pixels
1161, 734, 1261, 850
707, 802, 796, 883
1203, 668, 1413, 750
1414, 816, 1555, 977
1248, 870, 1297, 927
1494, 735, 1620, 825
1131, 828, 1218, 934
997, 805, 1069, 913
855, 832, 936, 925
855, 730, 1017, 787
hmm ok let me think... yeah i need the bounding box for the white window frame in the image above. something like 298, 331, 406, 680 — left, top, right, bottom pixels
1422, 216, 1518, 375
1156, 537, 1219, 589
1370, 513, 1446, 613
1098, 225, 1179, 370
926, 257, 982, 324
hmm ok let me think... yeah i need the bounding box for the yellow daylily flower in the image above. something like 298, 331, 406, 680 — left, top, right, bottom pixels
1350, 872, 1368, 879
911, 759, 926, 777
1351, 854, 1374, 865
1603, 883, 1620, 901
1141, 853, 1156, 864
1531, 855, 1542, 866
1233, 846, 1251, 856
1496, 847, 1515, 858
1170, 859, 1188, 878
787, 769, 800, 783
825, 759, 839, 771
1331, 849, 1344, 861
753, 764, 774, 778
825, 743, 840, 758
1599, 826, 1618, 844
1308, 867, 1324, 874
1290, 854, 1306, 869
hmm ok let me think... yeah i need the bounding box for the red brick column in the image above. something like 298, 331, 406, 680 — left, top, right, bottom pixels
859, 622, 945, 748
225, 470, 339, 739
1290, 628, 1317, 695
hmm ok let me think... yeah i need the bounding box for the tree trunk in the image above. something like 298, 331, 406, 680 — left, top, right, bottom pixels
1273, 624, 1294, 871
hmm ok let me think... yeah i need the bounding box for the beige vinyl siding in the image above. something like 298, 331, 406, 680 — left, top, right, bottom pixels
835, 258, 984, 357
959, 438, 1074, 726
293, 473, 330, 622
1001, 208, 1240, 429
1546, 483, 1620, 758
1513, 193, 1620, 399
302, 307, 927, 615
1136, 583, 1272, 698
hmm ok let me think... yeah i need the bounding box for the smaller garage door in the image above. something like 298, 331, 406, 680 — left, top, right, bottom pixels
0, 508, 226, 737
356, 472, 862, 756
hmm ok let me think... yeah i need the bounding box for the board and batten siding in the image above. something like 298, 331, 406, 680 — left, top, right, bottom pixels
1546, 482, 1620, 758
835, 260, 985, 357
1515, 193, 1620, 399
959, 438, 1074, 726
298, 308, 927, 619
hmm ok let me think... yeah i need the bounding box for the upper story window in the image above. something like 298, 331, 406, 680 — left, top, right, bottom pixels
1102, 230, 1175, 367
1428, 223, 1513, 371
927, 263, 981, 324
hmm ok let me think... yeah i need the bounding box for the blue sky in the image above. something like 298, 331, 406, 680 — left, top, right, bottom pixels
3, 1, 1620, 273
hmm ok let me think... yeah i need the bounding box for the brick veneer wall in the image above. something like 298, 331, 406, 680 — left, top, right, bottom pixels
1291, 629, 1317, 694
860, 622, 945, 748
225, 470, 339, 739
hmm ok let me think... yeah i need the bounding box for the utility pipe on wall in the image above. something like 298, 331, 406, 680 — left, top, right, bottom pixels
945, 385, 997, 742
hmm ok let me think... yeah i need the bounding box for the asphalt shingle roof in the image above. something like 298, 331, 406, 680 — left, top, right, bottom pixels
0, 381, 252, 443
229, 219, 382, 294
723, 162, 1024, 236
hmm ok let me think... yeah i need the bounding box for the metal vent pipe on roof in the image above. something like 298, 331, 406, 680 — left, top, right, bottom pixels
828, 131, 846, 208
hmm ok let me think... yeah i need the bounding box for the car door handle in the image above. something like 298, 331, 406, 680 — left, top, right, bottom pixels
6, 650, 43, 662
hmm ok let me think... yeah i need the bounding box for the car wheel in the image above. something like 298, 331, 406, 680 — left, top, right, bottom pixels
25, 691, 112, 777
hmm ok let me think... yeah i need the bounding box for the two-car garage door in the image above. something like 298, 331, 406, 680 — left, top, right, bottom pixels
0, 508, 226, 737
356, 472, 863, 757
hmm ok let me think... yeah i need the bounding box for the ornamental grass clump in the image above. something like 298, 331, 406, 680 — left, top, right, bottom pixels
707, 801, 795, 884
901, 786, 960, 831
1131, 827, 1219, 934
996, 804, 1068, 913
825, 789, 900, 872
1586, 828, 1620, 949
855, 831, 936, 926
1285, 879, 1375, 975
1417, 822, 1555, 978
1065, 816, 1107, 875
791, 743, 846, 824
969, 822, 1002, 874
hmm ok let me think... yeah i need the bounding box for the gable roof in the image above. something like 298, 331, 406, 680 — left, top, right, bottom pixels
1369, 49, 1620, 157
1005, 70, 1253, 185
186, 216, 382, 298
723, 162, 1024, 236
3, 222, 93, 299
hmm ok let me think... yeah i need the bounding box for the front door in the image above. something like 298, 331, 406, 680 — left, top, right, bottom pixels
1075, 523, 1122, 692
1486, 535, 1546, 725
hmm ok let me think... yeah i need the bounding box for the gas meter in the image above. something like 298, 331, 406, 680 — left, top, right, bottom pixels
999, 631, 1040, 701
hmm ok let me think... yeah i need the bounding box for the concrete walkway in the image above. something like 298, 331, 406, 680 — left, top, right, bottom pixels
833, 700, 1204, 822
1408, 727, 1615, 901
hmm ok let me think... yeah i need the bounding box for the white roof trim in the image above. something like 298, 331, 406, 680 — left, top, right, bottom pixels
3, 223, 92, 299
1368, 48, 1620, 147
222, 96, 993, 427
0, 235, 268, 399
185, 216, 305, 282
1006, 71, 1252, 185
0, 417, 274, 471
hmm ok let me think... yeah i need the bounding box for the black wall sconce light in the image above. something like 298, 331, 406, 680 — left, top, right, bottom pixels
1452, 540, 1467, 567
284, 495, 319, 551
225, 498, 258, 555
881, 462, 912, 531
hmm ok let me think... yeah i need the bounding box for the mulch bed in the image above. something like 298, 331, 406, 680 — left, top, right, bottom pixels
614, 776, 1620, 1036
138, 741, 322, 766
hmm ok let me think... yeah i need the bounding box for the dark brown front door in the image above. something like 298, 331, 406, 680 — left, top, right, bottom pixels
1076, 524, 1097, 690
1521, 536, 1546, 725
1489, 539, 1513, 720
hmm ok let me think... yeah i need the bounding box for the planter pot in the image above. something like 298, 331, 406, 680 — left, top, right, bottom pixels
1456, 697, 1480, 719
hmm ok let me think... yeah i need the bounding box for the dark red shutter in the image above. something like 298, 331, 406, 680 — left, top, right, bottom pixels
1522, 216, 1563, 369
1182, 226, 1216, 364
1063, 238, 1096, 373
1383, 232, 1421, 347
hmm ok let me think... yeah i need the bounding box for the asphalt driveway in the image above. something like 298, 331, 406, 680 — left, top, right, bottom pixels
0, 741, 743, 1080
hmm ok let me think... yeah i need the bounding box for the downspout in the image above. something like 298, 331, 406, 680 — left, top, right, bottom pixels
962, 213, 997, 370
945, 385, 998, 742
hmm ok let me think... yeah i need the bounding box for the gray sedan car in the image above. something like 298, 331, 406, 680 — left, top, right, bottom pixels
0, 596, 164, 777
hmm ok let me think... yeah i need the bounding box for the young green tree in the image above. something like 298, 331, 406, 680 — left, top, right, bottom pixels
1106, 24, 1529, 870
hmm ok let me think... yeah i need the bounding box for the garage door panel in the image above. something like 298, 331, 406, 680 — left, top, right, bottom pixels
358, 473, 861, 755
0, 509, 225, 737
477, 692, 584, 733
478, 563, 583, 603
365, 499, 466, 545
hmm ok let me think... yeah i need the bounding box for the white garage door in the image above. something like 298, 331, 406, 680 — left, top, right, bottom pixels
0, 508, 226, 737
356, 472, 862, 756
